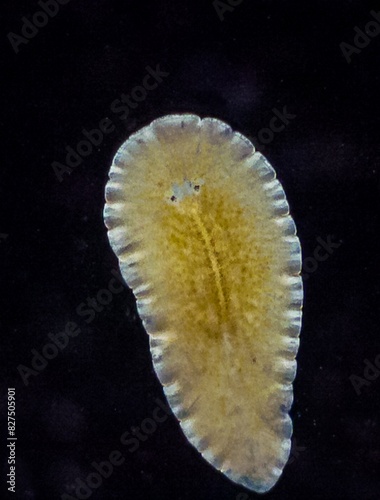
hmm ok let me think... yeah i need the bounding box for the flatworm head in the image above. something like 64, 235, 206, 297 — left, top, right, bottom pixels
104, 114, 303, 493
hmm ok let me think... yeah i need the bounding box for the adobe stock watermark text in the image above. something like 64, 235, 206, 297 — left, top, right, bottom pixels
51, 64, 169, 182
7, 0, 72, 54
340, 10, 380, 63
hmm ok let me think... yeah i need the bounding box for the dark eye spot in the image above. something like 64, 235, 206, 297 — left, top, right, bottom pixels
170, 195, 177, 202
194, 185, 200, 192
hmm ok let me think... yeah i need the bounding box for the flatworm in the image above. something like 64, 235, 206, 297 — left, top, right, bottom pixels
104, 114, 303, 493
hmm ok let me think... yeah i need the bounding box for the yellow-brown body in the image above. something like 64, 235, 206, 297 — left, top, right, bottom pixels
104, 114, 303, 493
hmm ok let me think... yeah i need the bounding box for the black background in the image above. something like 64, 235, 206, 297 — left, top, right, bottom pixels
1, 1, 380, 499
